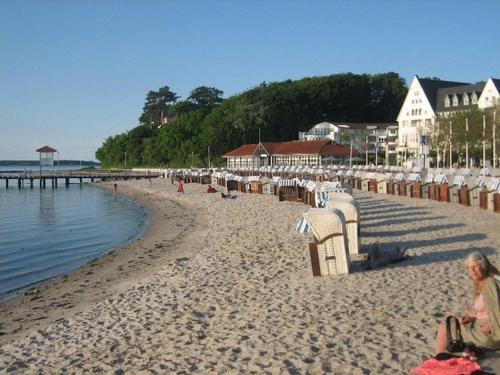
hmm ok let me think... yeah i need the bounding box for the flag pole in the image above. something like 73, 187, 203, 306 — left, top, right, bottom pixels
449, 121, 452, 168
465, 118, 469, 169
483, 115, 486, 168
365, 134, 368, 166
349, 139, 353, 168
436, 121, 440, 168
493, 111, 497, 169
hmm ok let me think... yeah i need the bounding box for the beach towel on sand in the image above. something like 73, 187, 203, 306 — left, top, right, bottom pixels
411, 357, 481, 375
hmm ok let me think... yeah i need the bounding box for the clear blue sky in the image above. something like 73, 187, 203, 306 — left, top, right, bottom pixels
1, 0, 499, 161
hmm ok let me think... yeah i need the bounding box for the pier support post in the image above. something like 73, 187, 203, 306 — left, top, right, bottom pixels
18, 179, 22, 189
42, 178, 46, 189
65, 178, 70, 187
5, 179, 8, 189
30, 178, 33, 188
91, 177, 94, 182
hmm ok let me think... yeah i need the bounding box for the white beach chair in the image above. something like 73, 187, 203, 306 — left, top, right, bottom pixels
326, 200, 360, 255
303, 208, 350, 276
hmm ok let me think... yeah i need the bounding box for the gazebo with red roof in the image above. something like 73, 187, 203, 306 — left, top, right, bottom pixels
36, 145, 58, 170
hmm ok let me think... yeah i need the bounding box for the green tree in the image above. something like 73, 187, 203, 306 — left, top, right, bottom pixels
187, 86, 224, 109
139, 86, 179, 126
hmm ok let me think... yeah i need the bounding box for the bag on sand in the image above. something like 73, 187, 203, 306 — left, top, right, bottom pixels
446, 316, 465, 353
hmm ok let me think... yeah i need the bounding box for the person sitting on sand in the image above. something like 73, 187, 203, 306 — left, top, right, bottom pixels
435, 252, 500, 354
220, 191, 236, 199
206, 185, 217, 193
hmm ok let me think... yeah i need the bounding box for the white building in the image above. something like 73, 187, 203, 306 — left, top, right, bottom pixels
397, 76, 500, 157
299, 121, 398, 159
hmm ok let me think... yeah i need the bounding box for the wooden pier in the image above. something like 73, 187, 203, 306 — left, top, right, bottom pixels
0, 170, 161, 189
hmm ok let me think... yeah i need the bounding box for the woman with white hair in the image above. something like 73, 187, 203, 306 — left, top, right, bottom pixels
435, 252, 500, 354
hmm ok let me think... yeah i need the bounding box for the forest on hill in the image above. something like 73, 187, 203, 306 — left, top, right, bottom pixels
95, 72, 408, 168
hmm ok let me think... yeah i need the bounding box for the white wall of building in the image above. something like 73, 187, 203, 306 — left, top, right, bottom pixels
478, 78, 500, 109
396, 77, 436, 153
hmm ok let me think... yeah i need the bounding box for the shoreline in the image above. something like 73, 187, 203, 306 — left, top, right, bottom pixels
0, 184, 150, 303
0, 179, 204, 344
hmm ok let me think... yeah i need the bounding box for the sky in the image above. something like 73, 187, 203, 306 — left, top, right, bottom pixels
1, 0, 499, 161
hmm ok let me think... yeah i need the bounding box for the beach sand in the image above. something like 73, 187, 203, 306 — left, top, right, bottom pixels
1, 179, 499, 374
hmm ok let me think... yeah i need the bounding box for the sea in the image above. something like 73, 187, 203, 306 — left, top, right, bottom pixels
0, 164, 148, 301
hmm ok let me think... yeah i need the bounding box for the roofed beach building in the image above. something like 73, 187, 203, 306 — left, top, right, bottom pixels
397, 76, 500, 160
223, 140, 352, 169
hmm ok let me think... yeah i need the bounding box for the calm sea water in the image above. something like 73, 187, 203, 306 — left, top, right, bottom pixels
0, 183, 148, 301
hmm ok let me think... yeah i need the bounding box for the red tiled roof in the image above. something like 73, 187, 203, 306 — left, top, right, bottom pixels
36, 145, 58, 153
223, 140, 353, 157
223, 144, 259, 157
320, 143, 353, 157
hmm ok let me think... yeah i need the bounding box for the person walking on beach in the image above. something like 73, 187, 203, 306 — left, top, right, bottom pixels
148, 178, 152, 188
177, 178, 184, 193
434, 252, 500, 354
113, 183, 118, 192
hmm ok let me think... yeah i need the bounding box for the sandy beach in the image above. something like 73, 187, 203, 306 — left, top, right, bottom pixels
1, 178, 499, 374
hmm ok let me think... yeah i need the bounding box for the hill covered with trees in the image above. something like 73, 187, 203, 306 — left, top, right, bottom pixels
95, 72, 408, 168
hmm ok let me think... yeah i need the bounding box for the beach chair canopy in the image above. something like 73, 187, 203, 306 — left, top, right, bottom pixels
479, 168, 491, 176
461, 169, 473, 177
488, 178, 500, 191
319, 181, 342, 192
302, 208, 346, 243
394, 173, 405, 182
433, 174, 447, 184
452, 175, 466, 187
305, 180, 317, 192
327, 199, 358, 223
408, 173, 422, 182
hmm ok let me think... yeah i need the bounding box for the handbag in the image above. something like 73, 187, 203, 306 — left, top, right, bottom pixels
446, 316, 465, 353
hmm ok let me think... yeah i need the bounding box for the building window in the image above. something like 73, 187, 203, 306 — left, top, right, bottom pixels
444, 96, 450, 107
452, 94, 458, 107
463, 93, 469, 105
471, 92, 478, 104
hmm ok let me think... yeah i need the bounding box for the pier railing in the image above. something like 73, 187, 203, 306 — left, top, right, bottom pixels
0, 169, 160, 179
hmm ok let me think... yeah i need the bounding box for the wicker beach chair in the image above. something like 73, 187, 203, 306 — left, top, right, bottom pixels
303, 208, 350, 276
326, 199, 360, 255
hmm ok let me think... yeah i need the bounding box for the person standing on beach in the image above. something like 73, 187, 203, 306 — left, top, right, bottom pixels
113, 183, 118, 192
177, 178, 184, 193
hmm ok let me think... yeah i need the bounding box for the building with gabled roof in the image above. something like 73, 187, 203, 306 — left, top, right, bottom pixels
223, 140, 353, 169
397, 76, 500, 157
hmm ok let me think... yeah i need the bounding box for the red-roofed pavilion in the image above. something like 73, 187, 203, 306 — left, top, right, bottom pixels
36, 145, 58, 170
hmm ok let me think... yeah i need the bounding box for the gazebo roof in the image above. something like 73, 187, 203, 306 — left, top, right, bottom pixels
36, 145, 58, 153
